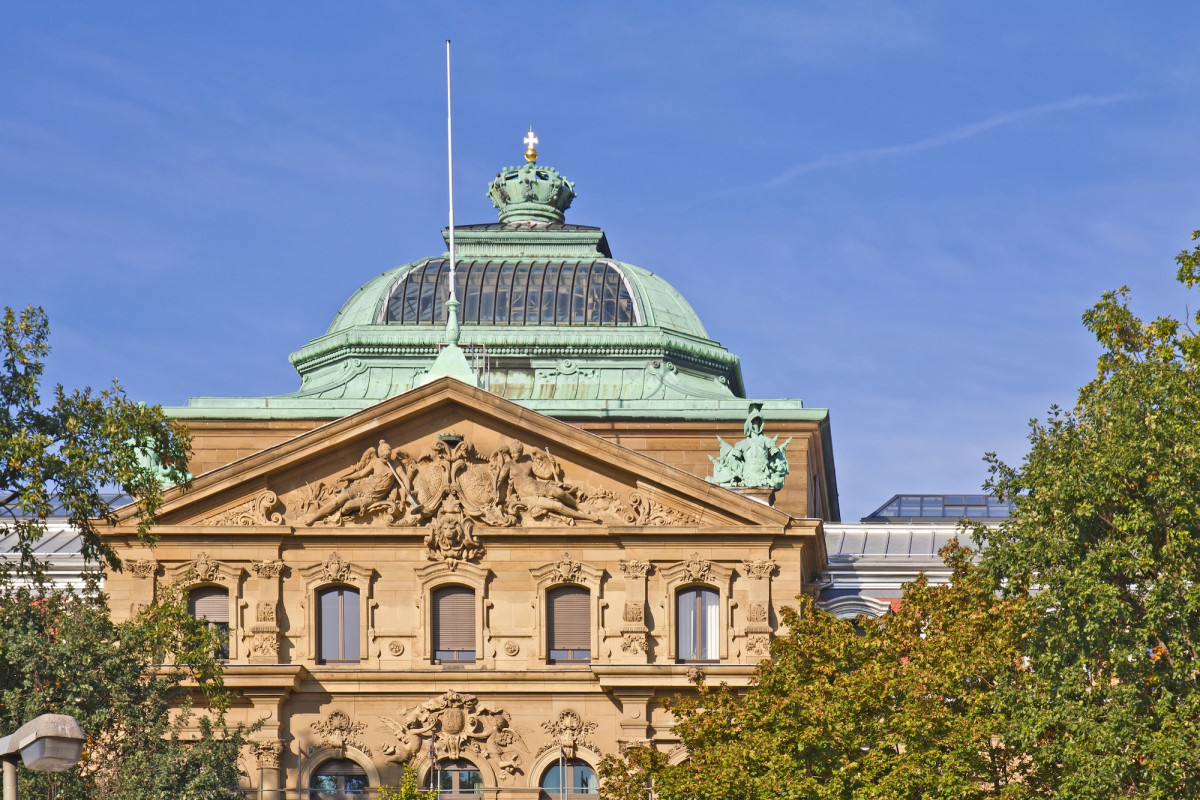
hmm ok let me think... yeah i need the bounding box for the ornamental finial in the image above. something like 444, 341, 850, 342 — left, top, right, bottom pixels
524, 126, 539, 162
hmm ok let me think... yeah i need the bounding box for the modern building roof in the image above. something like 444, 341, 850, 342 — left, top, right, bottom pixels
861, 493, 1013, 523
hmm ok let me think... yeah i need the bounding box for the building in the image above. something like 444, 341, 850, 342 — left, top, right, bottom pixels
84, 139, 968, 798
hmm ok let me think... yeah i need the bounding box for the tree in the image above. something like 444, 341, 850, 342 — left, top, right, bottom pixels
978, 230, 1200, 798
599, 544, 1031, 800
1, 305, 191, 577
0, 305, 250, 798
379, 764, 438, 800
0, 582, 251, 800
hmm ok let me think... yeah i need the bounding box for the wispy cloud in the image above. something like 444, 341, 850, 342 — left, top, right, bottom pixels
768, 92, 1140, 187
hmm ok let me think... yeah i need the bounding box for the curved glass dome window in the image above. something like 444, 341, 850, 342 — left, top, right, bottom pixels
383, 259, 639, 326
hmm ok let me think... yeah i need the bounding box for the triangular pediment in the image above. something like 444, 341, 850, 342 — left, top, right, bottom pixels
138, 378, 792, 531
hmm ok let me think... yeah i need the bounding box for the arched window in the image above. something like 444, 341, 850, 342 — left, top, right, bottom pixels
540, 759, 598, 798
676, 586, 719, 661
310, 758, 368, 797
432, 585, 476, 664
547, 585, 590, 663
425, 759, 483, 797
317, 586, 360, 664
188, 586, 229, 660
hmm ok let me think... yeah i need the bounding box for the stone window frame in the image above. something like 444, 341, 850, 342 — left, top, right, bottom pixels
414, 561, 490, 667
418, 752, 496, 794
301, 748, 380, 794
529, 559, 604, 664
659, 558, 735, 662
166, 558, 244, 661
820, 595, 893, 620
299, 555, 374, 666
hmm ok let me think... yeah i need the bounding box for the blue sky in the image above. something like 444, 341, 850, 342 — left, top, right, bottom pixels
4, 2, 1200, 520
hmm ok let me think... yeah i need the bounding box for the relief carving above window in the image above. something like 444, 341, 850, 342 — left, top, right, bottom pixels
282, 433, 697, 529
380, 691, 525, 779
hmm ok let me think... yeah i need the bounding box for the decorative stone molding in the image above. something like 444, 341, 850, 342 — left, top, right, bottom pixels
624, 492, 699, 526
680, 553, 712, 583
503, 641, 519, 657
740, 559, 777, 580
190, 552, 223, 584
201, 490, 284, 526
319, 552, 353, 584
251, 559, 284, 579
686, 665, 705, 683
748, 602, 769, 624
549, 553, 582, 584
620, 633, 648, 654
380, 691, 524, 778
312, 710, 371, 756
256, 602, 277, 624
286, 433, 697, 529
539, 710, 597, 759
745, 634, 771, 658
619, 559, 653, 579
128, 558, 157, 579
424, 513, 484, 566
250, 632, 280, 658
388, 641, 405, 657
251, 739, 283, 769
622, 602, 644, 623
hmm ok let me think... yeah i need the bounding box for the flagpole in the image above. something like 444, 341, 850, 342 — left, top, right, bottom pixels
445, 39, 458, 305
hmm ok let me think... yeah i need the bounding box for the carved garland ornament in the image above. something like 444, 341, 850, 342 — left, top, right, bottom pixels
288, 434, 698, 534
189, 552, 222, 584
619, 559, 653, 579
741, 559, 777, 580
550, 553, 583, 584
539, 710, 598, 759
128, 558, 157, 579
320, 552, 353, 584
380, 691, 525, 779
251, 559, 284, 579
681, 553, 712, 583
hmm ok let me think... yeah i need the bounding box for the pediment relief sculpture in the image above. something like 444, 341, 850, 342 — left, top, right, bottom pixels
381, 691, 526, 778
285, 433, 699, 530
200, 490, 284, 526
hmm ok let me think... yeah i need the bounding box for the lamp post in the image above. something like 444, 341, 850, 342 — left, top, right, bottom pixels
0, 714, 85, 800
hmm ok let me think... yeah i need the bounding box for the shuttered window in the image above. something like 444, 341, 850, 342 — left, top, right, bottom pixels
547, 586, 590, 662
188, 586, 230, 660
433, 586, 476, 663
318, 586, 360, 664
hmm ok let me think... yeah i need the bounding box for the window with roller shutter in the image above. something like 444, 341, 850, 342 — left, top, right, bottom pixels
547, 585, 590, 662
432, 585, 476, 663
188, 586, 230, 660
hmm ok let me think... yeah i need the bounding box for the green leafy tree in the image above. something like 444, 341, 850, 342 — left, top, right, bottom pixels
1, 305, 191, 576
978, 230, 1200, 798
600, 544, 1030, 800
379, 763, 438, 800
0, 583, 251, 800
0, 305, 249, 798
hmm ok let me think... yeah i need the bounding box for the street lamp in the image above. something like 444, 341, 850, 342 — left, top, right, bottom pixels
0, 714, 85, 800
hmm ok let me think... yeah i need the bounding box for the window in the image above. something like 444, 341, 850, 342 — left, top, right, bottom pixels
432, 586, 476, 663
310, 758, 368, 797
317, 586, 360, 664
677, 586, 719, 661
547, 586, 590, 662
425, 759, 482, 797
540, 759, 598, 798
188, 586, 229, 660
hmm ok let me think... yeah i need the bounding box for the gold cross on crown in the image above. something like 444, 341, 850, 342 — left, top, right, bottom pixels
524, 127, 538, 162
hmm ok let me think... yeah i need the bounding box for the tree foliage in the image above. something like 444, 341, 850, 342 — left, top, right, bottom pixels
1, 305, 191, 575
0, 583, 251, 800
977, 229, 1200, 798
379, 764, 438, 800
600, 545, 1030, 800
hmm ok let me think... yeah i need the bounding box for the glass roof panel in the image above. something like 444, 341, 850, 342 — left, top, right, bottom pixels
384, 260, 637, 327
862, 494, 1014, 522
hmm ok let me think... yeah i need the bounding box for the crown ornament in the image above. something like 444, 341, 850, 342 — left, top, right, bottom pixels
486, 128, 576, 223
